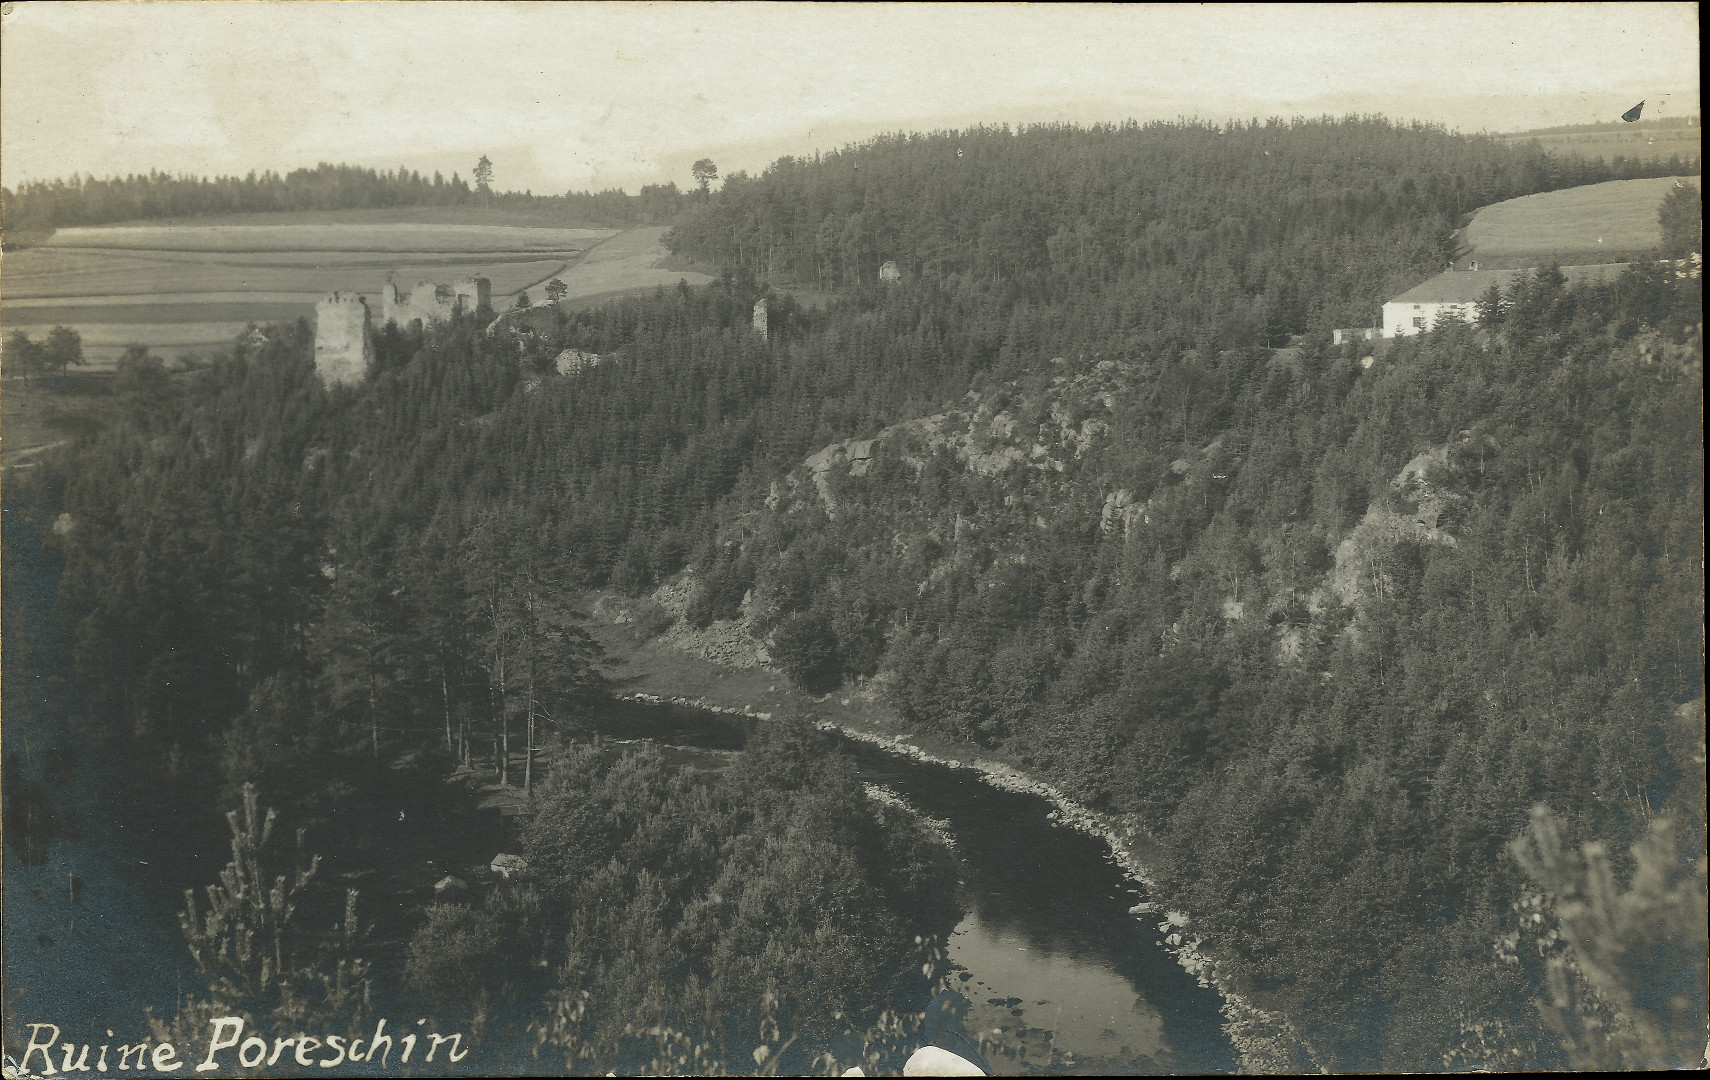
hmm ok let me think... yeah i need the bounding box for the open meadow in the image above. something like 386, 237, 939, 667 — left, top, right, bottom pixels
1, 370, 119, 470
0, 211, 714, 367
1501, 123, 1701, 165
38, 221, 612, 254
546, 225, 712, 306
3, 219, 608, 363
1, 214, 707, 365
1456, 174, 1699, 269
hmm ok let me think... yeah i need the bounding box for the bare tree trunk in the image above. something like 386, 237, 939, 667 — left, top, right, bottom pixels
524, 588, 536, 795
498, 656, 509, 786
441, 666, 453, 753
490, 588, 509, 786
368, 672, 379, 760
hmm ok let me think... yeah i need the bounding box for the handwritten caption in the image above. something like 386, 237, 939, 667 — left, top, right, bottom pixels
13, 1018, 467, 1076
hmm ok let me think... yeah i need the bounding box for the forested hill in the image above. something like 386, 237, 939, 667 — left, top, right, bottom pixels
16, 118, 1704, 1072
0, 162, 689, 235
667, 117, 1699, 342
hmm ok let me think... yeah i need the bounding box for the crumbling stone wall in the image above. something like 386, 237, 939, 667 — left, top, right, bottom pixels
313, 292, 374, 387
381, 276, 492, 327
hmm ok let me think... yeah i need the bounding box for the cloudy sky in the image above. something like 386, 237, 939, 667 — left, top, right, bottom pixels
1, 2, 1699, 195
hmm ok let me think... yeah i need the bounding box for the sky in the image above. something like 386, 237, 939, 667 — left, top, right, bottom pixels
1, 2, 1700, 195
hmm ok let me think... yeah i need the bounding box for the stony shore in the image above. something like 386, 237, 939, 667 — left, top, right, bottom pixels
615, 689, 1316, 1074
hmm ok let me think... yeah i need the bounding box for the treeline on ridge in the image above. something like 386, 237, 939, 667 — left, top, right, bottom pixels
0, 161, 691, 236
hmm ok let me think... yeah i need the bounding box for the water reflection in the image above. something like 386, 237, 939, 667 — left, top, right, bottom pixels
950, 911, 1167, 1060
594, 703, 1233, 1073
846, 746, 1231, 1073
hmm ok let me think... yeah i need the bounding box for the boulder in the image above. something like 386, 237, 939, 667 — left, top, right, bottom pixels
434, 875, 469, 896
554, 349, 602, 376
490, 853, 529, 880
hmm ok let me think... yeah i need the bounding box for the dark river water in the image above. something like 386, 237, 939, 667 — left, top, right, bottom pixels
4, 697, 1231, 1075
598, 700, 1235, 1074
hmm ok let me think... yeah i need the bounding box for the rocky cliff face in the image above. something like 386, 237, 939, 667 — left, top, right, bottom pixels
672, 348, 1492, 693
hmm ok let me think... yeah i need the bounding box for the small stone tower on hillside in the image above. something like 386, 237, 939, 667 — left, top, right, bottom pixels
752, 296, 769, 341
314, 292, 374, 387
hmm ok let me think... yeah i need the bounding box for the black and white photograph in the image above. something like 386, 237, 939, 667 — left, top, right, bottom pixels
1, 2, 1703, 1075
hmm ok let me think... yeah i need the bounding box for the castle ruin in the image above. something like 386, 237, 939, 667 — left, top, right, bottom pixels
313, 275, 495, 387
381, 277, 492, 328
313, 292, 374, 387
752, 297, 769, 341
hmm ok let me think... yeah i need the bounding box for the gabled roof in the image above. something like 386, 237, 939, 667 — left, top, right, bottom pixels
1387, 263, 1632, 305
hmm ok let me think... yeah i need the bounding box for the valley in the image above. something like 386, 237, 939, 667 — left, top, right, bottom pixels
4, 114, 1702, 1076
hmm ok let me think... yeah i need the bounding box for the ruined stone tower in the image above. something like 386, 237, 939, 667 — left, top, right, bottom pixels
380, 276, 492, 328
752, 296, 769, 341
314, 292, 374, 387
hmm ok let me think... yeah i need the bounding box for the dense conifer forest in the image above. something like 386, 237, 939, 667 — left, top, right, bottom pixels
5, 116, 1703, 1071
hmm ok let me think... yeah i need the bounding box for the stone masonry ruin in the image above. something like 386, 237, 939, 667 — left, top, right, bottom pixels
313, 275, 494, 387
380, 276, 492, 329
313, 292, 374, 388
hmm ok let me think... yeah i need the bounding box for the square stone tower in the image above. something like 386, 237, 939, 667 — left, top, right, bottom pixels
314, 292, 374, 387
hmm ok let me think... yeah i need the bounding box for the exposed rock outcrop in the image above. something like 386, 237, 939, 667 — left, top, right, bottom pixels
1330, 430, 1489, 613
649, 574, 766, 668
555, 349, 602, 376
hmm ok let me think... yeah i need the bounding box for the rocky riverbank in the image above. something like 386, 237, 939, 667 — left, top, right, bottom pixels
861, 782, 957, 852
614, 689, 1317, 1074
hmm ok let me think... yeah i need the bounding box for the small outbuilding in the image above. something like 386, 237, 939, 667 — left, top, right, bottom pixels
490, 854, 529, 880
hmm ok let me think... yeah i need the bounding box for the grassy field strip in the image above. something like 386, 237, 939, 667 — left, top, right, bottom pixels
1, 221, 701, 359
3, 304, 319, 331
87, 207, 621, 229
132, 249, 579, 268
501, 259, 573, 304
3, 249, 176, 294
1501, 131, 1702, 163
5, 291, 326, 310
14, 320, 264, 342
3, 252, 572, 299
44, 223, 617, 253
550, 225, 713, 302
10, 249, 588, 269
1462, 175, 1698, 267
12, 321, 263, 364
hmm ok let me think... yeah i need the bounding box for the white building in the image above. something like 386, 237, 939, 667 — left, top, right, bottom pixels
1382, 264, 1631, 338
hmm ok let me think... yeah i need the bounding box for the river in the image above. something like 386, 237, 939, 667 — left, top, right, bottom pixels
3, 694, 1232, 1076
598, 699, 1235, 1074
